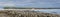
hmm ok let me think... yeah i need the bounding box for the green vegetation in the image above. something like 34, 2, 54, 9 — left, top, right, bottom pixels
3, 7, 33, 9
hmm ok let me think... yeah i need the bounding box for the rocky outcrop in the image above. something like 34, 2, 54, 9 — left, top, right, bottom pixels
0, 10, 59, 17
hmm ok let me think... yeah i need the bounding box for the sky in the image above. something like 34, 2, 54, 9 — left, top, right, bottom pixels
0, 0, 60, 14
0, 0, 60, 8
0, 0, 16, 8
16, 0, 60, 8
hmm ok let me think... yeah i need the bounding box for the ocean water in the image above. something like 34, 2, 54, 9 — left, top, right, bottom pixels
34, 9, 60, 14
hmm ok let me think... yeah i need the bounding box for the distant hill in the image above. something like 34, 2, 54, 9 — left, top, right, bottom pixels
3, 7, 60, 9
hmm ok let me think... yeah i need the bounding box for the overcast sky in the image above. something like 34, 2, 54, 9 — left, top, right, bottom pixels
0, 0, 60, 8
16, 0, 60, 8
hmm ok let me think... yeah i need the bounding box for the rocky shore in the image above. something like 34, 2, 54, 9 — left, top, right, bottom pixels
0, 10, 60, 17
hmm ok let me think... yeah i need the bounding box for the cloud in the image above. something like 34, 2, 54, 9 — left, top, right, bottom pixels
0, 0, 16, 6
3, 3, 15, 6
0, 2, 15, 7
16, 0, 60, 8
16, 0, 36, 4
